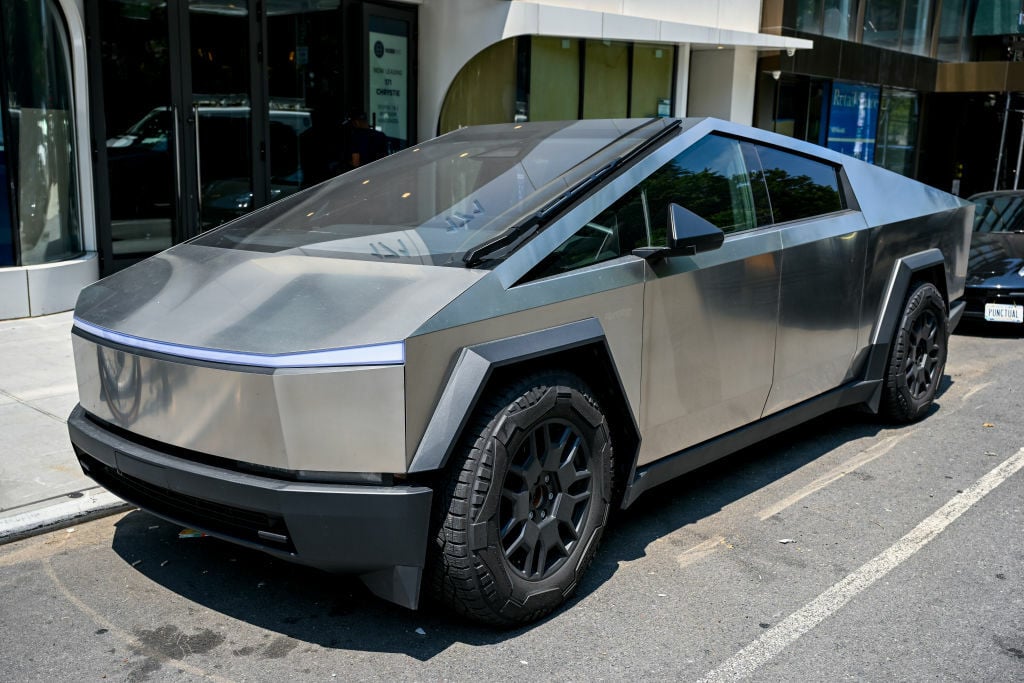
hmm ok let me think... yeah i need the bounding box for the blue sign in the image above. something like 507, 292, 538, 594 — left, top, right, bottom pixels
827, 83, 880, 163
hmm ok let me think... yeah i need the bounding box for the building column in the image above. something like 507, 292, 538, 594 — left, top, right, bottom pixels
686, 46, 759, 124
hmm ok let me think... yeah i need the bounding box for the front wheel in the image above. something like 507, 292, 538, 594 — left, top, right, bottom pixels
428, 371, 613, 626
881, 281, 948, 422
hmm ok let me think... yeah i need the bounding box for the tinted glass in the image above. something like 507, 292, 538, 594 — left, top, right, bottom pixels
2, 0, 82, 265
972, 194, 1024, 233
527, 188, 647, 279
645, 134, 756, 242
193, 119, 662, 266
753, 145, 844, 223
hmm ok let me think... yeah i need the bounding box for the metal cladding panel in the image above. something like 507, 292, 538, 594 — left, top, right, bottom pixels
764, 210, 871, 416
73, 243, 485, 355
636, 228, 782, 466
403, 260, 646, 465
73, 335, 407, 473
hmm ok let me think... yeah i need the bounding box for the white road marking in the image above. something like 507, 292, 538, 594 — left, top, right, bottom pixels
758, 433, 912, 521
676, 536, 726, 569
959, 381, 992, 404
700, 446, 1024, 682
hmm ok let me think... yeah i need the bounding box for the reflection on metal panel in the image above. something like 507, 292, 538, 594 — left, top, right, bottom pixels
765, 211, 868, 415
73, 335, 406, 473
404, 264, 645, 463
74, 244, 485, 355
637, 229, 782, 466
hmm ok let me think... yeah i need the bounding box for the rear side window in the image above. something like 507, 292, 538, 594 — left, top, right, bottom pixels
750, 145, 845, 223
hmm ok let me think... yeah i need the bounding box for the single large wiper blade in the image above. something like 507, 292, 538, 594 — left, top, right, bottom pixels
463, 119, 681, 268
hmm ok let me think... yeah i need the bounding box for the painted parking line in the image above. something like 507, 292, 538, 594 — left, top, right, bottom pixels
700, 446, 1024, 682
757, 433, 913, 521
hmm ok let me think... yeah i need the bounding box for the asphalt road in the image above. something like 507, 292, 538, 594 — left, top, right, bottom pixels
2, 323, 1022, 682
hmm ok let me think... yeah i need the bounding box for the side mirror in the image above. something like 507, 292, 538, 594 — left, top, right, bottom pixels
632, 203, 725, 261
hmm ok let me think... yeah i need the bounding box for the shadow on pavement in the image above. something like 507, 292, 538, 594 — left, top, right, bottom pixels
108, 383, 947, 661
954, 319, 1024, 339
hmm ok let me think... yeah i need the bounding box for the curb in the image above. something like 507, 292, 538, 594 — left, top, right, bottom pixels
0, 489, 132, 545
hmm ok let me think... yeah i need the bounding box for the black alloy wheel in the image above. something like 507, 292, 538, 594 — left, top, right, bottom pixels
429, 371, 613, 626
881, 281, 948, 422
499, 418, 595, 580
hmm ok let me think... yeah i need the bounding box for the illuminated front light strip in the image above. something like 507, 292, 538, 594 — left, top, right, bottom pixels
73, 318, 405, 368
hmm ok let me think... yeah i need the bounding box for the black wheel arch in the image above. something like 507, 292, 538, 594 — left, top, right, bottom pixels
407, 319, 640, 506
863, 249, 950, 412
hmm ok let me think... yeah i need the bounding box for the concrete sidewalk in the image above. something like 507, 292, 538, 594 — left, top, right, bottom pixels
0, 311, 127, 543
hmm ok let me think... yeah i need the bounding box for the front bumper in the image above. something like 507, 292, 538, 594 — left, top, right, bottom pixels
68, 404, 433, 609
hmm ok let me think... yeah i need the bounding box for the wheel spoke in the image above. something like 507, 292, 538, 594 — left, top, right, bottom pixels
556, 455, 589, 491
551, 489, 591, 528
504, 520, 540, 568
500, 489, 531, 531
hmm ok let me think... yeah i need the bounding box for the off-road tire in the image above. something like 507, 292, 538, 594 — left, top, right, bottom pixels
427, 371, 613, 626
881, 281, 948, 422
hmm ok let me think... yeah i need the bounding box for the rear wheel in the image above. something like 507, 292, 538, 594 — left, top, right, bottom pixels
881, 282, 948, 422
428, 371, 613, 625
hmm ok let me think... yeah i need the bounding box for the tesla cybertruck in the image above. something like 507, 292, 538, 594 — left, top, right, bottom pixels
68, 117, 971, 625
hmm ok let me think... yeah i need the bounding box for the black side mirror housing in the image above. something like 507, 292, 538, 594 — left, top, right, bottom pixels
632, 203, 725, 261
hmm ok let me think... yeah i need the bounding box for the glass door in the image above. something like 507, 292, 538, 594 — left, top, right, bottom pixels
188, 1, 254, 231
95, 0, 178, 263
92, 0, 257, 271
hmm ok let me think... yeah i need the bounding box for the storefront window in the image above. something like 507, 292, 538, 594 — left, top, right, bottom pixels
439, 40, 516, 133
877, 88, 918, 177
0, 111, 12, 265
582, 41, 628, 119
631, 44, 674, 118
826, 82, 880, 163
530, 37, 579, 121
440, 37, 675, 133
0, 0, 82, 265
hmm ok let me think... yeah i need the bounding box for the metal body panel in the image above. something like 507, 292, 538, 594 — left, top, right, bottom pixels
764, 210, 869, 415
636, 228, 782, 466
74, 243, 486, 355
408, 318, 622, 473
73, 334, 407, 473
404, 262, 645, 464
859, 208, 971, 353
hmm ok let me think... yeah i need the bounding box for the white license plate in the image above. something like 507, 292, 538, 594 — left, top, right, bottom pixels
984, 303, 1024, 323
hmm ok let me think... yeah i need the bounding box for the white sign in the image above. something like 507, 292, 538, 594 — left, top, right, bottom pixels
369, 31, 407, 144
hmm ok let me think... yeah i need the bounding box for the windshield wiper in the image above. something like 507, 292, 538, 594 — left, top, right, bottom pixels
463, 119, 681, 268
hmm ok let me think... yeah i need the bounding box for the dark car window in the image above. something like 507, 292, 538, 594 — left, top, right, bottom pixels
526, 189, 647, 279
972, 194, 1024, 233
645, 134, 757, 243
750, 144, 844, 223
527, 134, 764, 280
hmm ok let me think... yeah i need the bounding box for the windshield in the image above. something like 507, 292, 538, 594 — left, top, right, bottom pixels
191, 119, 664, 266
972, 193, 1024, 233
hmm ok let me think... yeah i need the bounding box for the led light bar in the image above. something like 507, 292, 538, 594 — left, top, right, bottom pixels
73, 318, 404, 368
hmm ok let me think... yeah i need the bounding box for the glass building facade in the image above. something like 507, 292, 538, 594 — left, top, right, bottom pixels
0, 0, 83, 267
758, 0, 1024, 191
439, 37, 676, 134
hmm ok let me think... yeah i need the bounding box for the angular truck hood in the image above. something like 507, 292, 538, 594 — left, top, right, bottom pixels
74, 243, 486, 355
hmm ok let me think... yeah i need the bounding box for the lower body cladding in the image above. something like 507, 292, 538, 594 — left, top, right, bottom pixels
68, 405, 432, 609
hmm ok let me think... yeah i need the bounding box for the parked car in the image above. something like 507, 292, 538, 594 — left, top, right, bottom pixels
68, 118, 971, 625
962, 190, 1024, 325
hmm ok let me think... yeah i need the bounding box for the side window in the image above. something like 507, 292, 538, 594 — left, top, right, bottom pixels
644, 134, 759, 244
525, 188, 647, 280
752, 144, 845, 223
